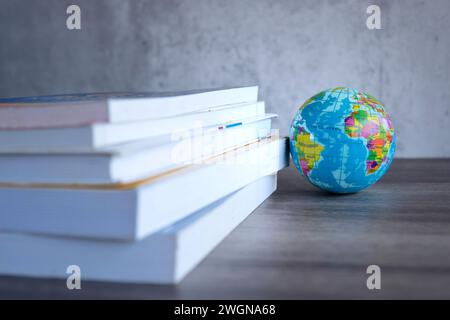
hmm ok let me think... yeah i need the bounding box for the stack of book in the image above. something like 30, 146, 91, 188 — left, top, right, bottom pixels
0, 87, 288, 284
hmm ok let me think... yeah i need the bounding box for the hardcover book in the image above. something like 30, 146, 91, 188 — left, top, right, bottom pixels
0, 86, 258, 129
0, 101, 265, 152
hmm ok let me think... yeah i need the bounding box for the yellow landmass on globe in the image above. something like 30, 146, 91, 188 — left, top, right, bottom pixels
295, 131, 324, 175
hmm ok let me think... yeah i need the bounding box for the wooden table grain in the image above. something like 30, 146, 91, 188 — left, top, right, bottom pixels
1, 159, 450, 299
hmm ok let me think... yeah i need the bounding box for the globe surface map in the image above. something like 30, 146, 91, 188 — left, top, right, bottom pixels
290, 87, 396, 193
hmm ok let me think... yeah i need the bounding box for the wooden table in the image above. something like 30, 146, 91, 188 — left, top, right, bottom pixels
1, 159, 449, 299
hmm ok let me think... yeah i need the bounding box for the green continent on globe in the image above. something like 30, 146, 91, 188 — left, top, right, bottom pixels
344, 93, 394, 174
293, 126, 324, 177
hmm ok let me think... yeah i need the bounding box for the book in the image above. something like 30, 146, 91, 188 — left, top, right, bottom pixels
0, 114, 275, 184
0, 87, 258, 129
0, 137, 289, 240
0, 174, 276, 284
0, 101, 265, 153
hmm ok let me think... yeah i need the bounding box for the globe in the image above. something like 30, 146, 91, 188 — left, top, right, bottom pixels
290, 87, 396, 193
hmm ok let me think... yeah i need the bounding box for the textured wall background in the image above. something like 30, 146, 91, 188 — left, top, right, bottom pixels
0, 0, 449, 157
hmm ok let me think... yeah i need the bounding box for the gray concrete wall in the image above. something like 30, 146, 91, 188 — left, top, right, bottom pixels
0, 0, 449, 157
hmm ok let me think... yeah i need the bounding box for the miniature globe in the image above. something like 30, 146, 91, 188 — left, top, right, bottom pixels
290, 87, 396, 193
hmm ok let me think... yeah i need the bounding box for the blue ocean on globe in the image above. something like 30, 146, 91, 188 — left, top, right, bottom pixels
290, 87, 396, 193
